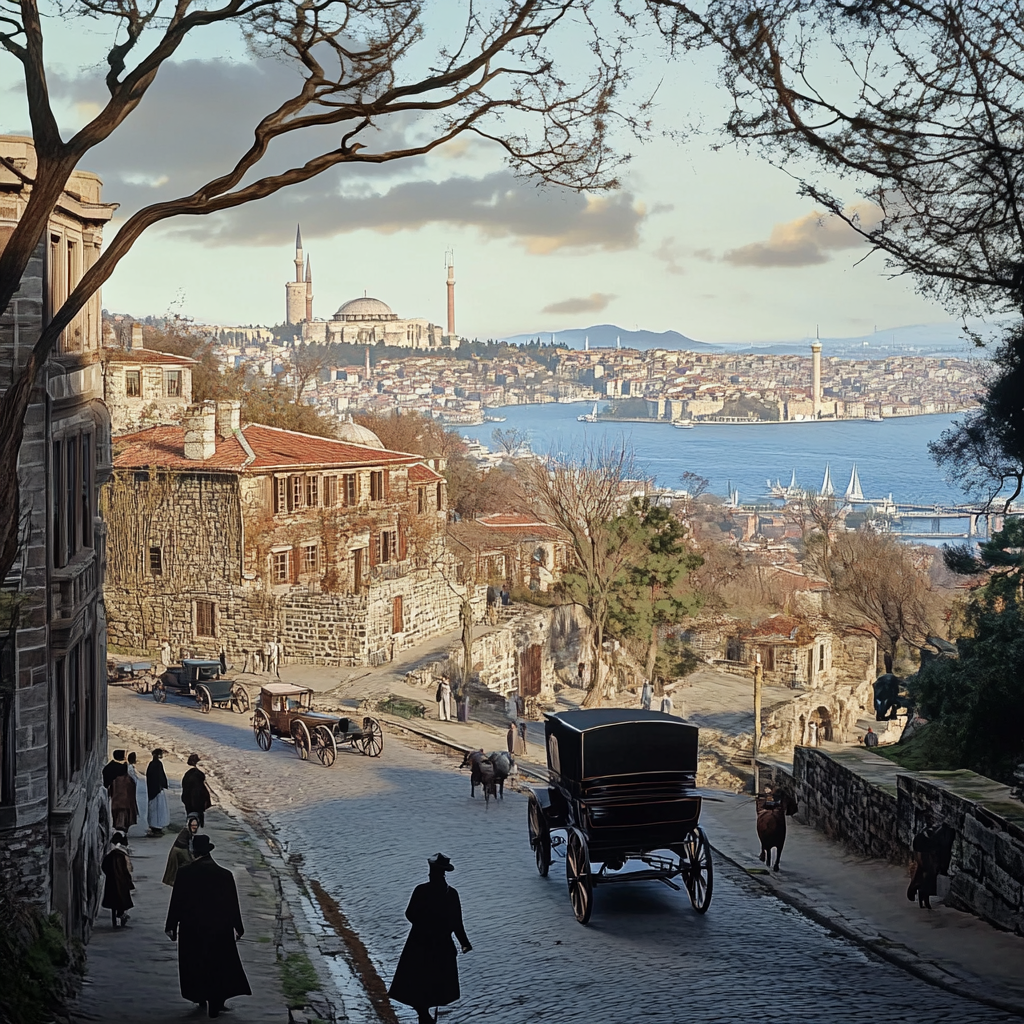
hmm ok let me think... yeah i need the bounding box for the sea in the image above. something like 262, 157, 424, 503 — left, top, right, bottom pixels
458, 403, 969, 508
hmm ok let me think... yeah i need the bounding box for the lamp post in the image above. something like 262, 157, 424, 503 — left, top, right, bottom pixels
753, 653, 764, 794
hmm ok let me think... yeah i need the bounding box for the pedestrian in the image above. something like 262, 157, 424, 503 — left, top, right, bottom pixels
907, 823, 956, 910
165, 834, 251, 1019
127, 751, 148, 832
219, 648, 227, 675
263, 639, 274, 675
270, 639, 282, 677
577, 662, 586, 689
808, 721, 819, 747
506, 690, 518, 723
102, 748, 128, 793
160, 638, 173, 669
163, 813, 200, 886
863, 727, 879, 748
100, 832, 135, 928
181, 754, 212, 827
437, 675, 452, 722
389, 853, 472, 1024
660, 691, 674, 716
486, 584, 498, 625
640, 679, 653, 712
110, 756, 138, 835
251, 647, 262, 673
146, 748, 170, 837
506, 720, 516, 757
517, 720, 529, 756
500, 584, 510, 608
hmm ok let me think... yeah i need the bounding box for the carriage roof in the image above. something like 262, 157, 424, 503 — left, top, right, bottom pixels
182, 659, 221, 669
260, 682, 314, 697
544, 709, 699, 783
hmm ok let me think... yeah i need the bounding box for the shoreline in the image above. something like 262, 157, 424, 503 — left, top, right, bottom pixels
589, 409, 977, 425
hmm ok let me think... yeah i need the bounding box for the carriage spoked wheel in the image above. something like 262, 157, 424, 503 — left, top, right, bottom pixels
681, 827, 714, 914
253, 708, 273, 751
195, 684, 213, 715
565, 827, 593, 925
359, 717, 383, 757
230, 684, 250, 715
152, 681, 167, 703
292, 720, 311, 760
527, 795, 551, 877
314, 726, 337, 768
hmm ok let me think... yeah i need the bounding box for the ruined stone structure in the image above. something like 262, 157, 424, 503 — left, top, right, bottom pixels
0, 135, 114, 937
102, 344, 195, 435
103, 402, 462, 665
448, 512, 569, 591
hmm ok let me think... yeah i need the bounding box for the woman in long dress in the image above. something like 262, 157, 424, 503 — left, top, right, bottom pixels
100, 832, 135, 928
127, 751, 147, 833
163, 813, 200, 886
146, 748, 170, 836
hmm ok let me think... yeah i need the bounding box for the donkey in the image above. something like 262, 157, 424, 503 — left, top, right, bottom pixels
459, 749, 498, 804
756, 785, 799, 871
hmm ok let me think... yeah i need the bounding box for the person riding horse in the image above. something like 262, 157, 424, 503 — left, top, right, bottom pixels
873, 653, 904, 721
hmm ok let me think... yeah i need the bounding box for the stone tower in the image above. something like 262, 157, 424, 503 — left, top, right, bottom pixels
305, 255, 313, 323
285, 224, 306, 325
811, 339, 822, 418
445, 249, 456, 337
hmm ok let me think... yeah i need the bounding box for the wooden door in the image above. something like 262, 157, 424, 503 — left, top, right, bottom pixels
392, 595, 404, 634
521, 643, 542, 697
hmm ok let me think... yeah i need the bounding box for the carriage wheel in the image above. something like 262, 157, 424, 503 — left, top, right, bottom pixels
152, 681, 167, 703
359, 717, 383, 757
230, 684, 250, 715
314, 726, 337, 768
253, 708, 273, 751
196, 684, 212, 715
682, 827, 714, 914
528, 795, 551, 877
565, 828, 593, 925
292, 720, 311, 760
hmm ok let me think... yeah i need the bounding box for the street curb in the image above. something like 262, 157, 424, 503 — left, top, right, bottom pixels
707, 842, 1024, 1020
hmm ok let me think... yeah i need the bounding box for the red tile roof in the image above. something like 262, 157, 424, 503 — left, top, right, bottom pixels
103, 348, 197, 365
408, 463, 443, 483
113, 422, 422, 472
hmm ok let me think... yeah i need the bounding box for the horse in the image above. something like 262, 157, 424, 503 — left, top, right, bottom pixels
458, 749, 513, 804
907, 823, 956, 909
756, 786, 799, 871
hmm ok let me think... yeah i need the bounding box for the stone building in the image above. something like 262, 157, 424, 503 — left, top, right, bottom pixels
102, 341, 195, 435
103, 402, 463, 665
0, 135, 114, 937
448, 512, 569, 591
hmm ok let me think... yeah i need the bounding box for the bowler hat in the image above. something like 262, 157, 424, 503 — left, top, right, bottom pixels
192, 834, 215, 856
428, 852, 454, 872
187, 753, 201, 766
112, 749, 126, 760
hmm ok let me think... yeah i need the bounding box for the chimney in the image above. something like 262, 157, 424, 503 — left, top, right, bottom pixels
216, 399, 241, 440
129, 323, 144, 350
183, 401, 217, 460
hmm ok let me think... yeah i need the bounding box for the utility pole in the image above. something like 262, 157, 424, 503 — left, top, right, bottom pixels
753, 653, 763, 794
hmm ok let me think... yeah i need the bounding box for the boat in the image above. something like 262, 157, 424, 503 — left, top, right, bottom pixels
769, 470, 799, 499
819, 464, 835, 498
866, 412, 883, 422
577, 402, 599, 423
671, 419, 695, 429
844, 464, 865, 502
484, 415, 507, 422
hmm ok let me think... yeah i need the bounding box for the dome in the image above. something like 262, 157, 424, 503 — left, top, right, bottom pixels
332, 296, 398, 322
336, 415, 385, 449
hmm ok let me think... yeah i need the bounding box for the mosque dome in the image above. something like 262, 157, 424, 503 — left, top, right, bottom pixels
336, 415, 385, 449
332, 296, 398, 322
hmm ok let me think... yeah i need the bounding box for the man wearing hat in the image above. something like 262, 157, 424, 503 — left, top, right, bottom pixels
146, 749, 170, 837
165, 833, 251, 1019
102, 749, 128, 793
181, 754, 213, 827
389, 853, 472, 1024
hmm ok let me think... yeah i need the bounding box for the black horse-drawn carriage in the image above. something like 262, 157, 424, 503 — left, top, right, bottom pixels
152, 659, 250, 714
528, 709, 713, 924
252, 683, 383, 766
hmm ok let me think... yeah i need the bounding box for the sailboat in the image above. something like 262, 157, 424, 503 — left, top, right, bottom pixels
577, 402, 599, 423
769, 470, 799, 499
819, 464, 834, 497
844, 464, 864, 502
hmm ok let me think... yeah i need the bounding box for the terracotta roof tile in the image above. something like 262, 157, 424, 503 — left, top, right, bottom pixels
103, 348, 197, 365
408, 463, 443, 483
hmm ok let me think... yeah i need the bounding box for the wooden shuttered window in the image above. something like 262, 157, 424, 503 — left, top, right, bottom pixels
324, 476, 338, 507
306, 475, 320, 508
369, 533, 377, 567
273, 477, 287, 514
290, 545, 301, 584
398, 525, 407, 561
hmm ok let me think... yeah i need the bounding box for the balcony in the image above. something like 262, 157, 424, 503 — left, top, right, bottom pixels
50, 549, 98, 624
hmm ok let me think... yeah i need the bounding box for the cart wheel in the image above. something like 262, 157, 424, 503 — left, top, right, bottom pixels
565, 828, 593, 925
292, 720, 311, 760
313, 726, 337, 767
253, 708, 273, 750
359, 717, 383, 757
528, 795, 551, 877
195, 684, 212, 714
230, 684, 250, 715
682, 827, 714, 914
152, 681, 167, 703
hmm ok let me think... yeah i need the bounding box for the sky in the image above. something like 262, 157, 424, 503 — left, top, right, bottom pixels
1, 2, 956, 343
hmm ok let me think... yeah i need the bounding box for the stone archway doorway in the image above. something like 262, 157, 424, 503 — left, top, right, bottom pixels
809, 705, 833, 744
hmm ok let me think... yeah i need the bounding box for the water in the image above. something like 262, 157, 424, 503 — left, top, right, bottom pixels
460, 404, 967, 506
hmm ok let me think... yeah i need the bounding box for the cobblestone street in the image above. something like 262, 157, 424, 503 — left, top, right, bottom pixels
108, 686, 1016, 1024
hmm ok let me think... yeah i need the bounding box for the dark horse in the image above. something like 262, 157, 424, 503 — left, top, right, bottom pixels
907, 824, 956, 909
458, 750, 512, 805
756, 786, 799, 871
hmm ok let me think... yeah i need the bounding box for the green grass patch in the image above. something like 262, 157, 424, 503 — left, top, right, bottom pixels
279, 952, 319, 1008
874, 723, 964, 772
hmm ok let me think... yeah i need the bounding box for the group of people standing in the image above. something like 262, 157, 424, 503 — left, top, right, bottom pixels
506, 690, 529, 756
242, 639, 283, 676
102, 747, 172, 839
485, 584, 511, 625
640, 679, 676, 716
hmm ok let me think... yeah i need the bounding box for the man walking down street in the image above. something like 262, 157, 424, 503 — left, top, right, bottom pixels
146, 748, 170, 837
165, 834, 251, 1019
486, 584, 498, 625
437, 676, 453, 722
660, 691, 674, 716
181, 754, 213, 827
640, 679, 653, 712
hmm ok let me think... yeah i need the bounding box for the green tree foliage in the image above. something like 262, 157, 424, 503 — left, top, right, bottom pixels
606, 499, 703, 680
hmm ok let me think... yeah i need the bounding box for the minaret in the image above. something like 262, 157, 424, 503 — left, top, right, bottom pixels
364, 345, 371, 379
294, 225, 304, 283
285, 225, 307, 325
305, 256, 313, 323
445, 249, 456, 337
811, 332, 822, 418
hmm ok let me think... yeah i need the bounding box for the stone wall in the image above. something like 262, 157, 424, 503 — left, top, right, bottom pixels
103, 358, 193, 435
760, 679, 873, 750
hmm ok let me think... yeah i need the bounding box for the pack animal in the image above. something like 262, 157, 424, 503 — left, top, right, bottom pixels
756, 786, 798, 871
459, 749, 512, 805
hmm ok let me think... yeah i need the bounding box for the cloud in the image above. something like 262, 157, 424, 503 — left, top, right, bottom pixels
723, 203, 883, 268
542, 292, 616, 315
653, 236, 684, 275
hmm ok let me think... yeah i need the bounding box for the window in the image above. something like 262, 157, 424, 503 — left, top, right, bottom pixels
165, 370, 182, 397
81, 434, 93, 549
149, 546, 163, 575
376, 529, 398, 564
370, 471, 384, 501
196, 600, 216, 637
0, 636, 15, 806
436, 482, 443, 511
818, 644, 826, 672
52, 431, 95, 569
125, 370, 141, 397
272, 550, 291, 583
417, 488, 425, 514
273, 476, 287, 514
342, 473, 357, 506
290, 475, 305, 511
302, 543, 319, 574
306, 475, 319, 508
324, 476, 338, 507
352, 548, 364, 592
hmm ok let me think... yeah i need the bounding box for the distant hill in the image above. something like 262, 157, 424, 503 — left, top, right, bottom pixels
500, 324, 723, 352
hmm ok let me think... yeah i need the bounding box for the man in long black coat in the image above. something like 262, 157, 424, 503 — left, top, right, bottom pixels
181, 753, 212, 827
389, 853, 472, 1024
165, 834, 251, 1019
